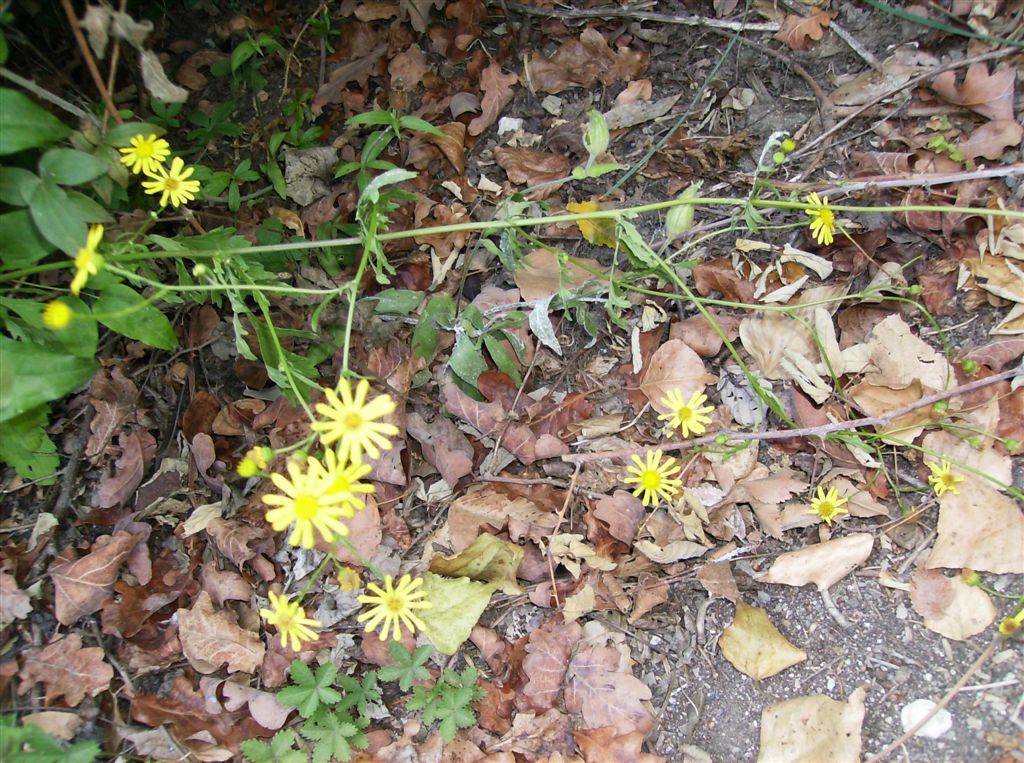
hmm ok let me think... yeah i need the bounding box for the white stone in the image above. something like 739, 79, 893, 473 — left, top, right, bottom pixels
900, 699, 953, 738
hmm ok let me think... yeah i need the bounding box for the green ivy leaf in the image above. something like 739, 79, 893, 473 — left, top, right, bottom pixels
377, 641, 431, 692
277, 660, 342, 719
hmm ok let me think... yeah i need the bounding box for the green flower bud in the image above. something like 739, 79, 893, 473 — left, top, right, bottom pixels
781, 138, 796, 152
960, 570, 981, 586
932, 400, 949, 414
908, 284, 922, 295
714, 434, 729, 446
666, 180, 702, 239
193, 263, 208, 277
961, 359, 978, 375
1005, 438, 1019, 452
967, 436, 981, 449
583, 110, 610, 161
772, 151, 786, 164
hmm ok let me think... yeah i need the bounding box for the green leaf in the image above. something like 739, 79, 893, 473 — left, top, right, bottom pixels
0, 405, 59, 484
0, 295, 97, 359
64, 191, 113, 223
231, 39, 257, 72
398, 115, 446, 138
27, 180, 88, 255
336, 670, 381, 717
93, 284, 178, 350
583, 162, 621, 179
449, 332, 486, 387
482, 334, 521, 386
104, 122, 164, 146
278, 660, 342, 719
0, 88, 70, 155
240, 730, 306, 763
301, 708, 367, 763
528, 296, 562, 356
0, 336, 96, 423
377, 641, 431, 692
38, 148, 108, 186
264, 157, 287, 199
412, 294, 453, 361
616, 217, 662, 271
0, 166, 39, 205
0, 210, 54, 268
418, 572, 497, 655
372, 288, 422, 316
347, 110, 397, 128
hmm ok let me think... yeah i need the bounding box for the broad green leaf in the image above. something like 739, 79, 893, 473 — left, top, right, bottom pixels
104, 122, 164, 146
0, 210, 54, 268
449, 333, 486, 387
0, 88, 70, 155
0, 166, 38, 205
399, 115, 446, 138
0, 404, 59, 484
0, 336, 96, 422
38, 148, 108, 186
65, 190, 113, 223
0, 295, 97, 358
482, 334, 521, 386
27, 180, 88, 255
372, 288, 422, 315
361, 168, 417, 205
264, 157, 287, 199
412, 294, 453, 361
93, 284, 178, 350
418, 572, 497, 655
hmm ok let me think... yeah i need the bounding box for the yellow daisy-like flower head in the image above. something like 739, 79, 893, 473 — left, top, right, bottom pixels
311, 378, 400, 464
998, 609, 1023, 637
808, 485, 848, 525
70, 224, 104, 296
623, 449, 683, 507
357, 574, 431, 641
119, 133, 170, 176
42, 300, 72, 330
259, 591, 321, 651
926, 460, 963, 497
141, 156, 201, 208
805, 192, 836, 246
658, 388, 714, 438
322, 447, 375, 513
262, 456, 356, 549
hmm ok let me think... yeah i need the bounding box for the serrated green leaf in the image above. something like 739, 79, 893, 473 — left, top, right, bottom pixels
240, 729, 306, 763
302, 709, 367, 763
378, 641, 431, 692
278, 660, 342, 719
93, 284, 178, 350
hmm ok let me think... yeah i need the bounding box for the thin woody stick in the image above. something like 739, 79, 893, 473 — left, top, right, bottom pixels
59, 0, 124, 126
563, 366, 1019, 464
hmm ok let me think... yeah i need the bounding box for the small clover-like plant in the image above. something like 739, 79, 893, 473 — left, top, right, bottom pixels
377, 640, 431, 691
240, 729, 306, 763
405, 665, 485, 743
336, 669, 381, 717
277, 660, 342, 719
301, 707, 369, 763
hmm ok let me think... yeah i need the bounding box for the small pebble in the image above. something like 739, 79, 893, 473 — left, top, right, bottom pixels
901, 699, 953, 738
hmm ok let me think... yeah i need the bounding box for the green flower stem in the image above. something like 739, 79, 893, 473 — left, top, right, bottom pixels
341, 217, 376, 376
297, 551, 338, 600
251, 288, 318, 422
336, 535, 385, 581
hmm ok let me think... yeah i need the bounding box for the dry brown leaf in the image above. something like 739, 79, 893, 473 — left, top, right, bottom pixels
96, 429, 156, 508
719, 602, 807, 680
49, 530, 144, 625
926, 480, 1024, 574
697, 561, 740, 603
0, 570, 31, 628
470, 625, 509, 675
958, 120, 1024, 160
494, 147, 570, 190
496, 708, 575, 758
19, 633, 113, 707
670, 310, 741, 358
628, 573, 669, 623
863, 314, 955, 391
931, 63, 1016, 121
965, 338, 1024, 371
693, 258, 756, 303
429, 532, 524, 594
406, 410, 474, 485
177, 591, 265, 674
967, 255, 1024, 303
761, 534, 873, 591
422, 122, 467, 175
524, 28, 647, 94
639, 339, 717, 413
221, 681, 292, 730
470, 62, 518, 136
758, 688, 866, 763
22, 711, 81, 741
773, 9, 836, 50
205, 518, 274, 571
513, 248, 605, 301
86, 367, 139, 463
201, 564, 252, 607
910, 568, 996, 640
591, 491, 645, 546
516, 618, 582, 712
446, 484, 559, 552
575, 726, 667, 763
312, 45, 387, 115
564, 642, 654, 735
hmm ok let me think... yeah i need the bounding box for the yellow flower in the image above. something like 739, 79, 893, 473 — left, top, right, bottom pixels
42, 300, 72, 330
263, 456, 356, 549
357, 574, 431, 641
998, 609, 1023, 637
322, 447, 375, 513
658, 389, 714, 438
927, 460, 963, 497
238, 446, 273, 477
311, 378, 400, 464
805, 192, 836, 246
70, 224, 104, 296
337, 566, 362, 592
259, 591, 321, 651
119, 133, 170, 176
808, 485, 848, 525
623, 449, 683, 507
142, 156, 201, 208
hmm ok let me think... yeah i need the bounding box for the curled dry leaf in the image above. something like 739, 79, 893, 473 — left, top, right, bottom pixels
496, 708, 575, 759
575, 726, 667, 763
910, 568, 996, 641
628, 573, 669, 624
429, 532, 524, 594
87, 367, 139, 463
958, 120, 1024, 160
177, 591, 265, 674
494, 147, 571, 193
639, 339, 717, 413
406, 410, 474, 486
446, 484, 560, 551
564, 641, 654, 735
719, 602, 807, 680
773, 9, 836, 50
761, 533, 874, 591
591, 490, 645, 546
49, 530, 144, 625
931, 63, 1016, 122
525, 28, 647, 94
19, 633, 113, 707
515, 618, 582, 712
758, 687, 866, 763
697, 561, 740, 603
96, 429, 157, 508
470, 62, 518, 136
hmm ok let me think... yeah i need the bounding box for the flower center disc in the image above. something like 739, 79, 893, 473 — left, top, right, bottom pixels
386, 595, 404, 613
294, 493, 320, 519
641, 471, 661, 490
345, 413, 363, 429
165, 178, 180, 191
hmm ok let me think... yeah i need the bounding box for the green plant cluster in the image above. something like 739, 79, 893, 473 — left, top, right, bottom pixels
0, 715, 99, 763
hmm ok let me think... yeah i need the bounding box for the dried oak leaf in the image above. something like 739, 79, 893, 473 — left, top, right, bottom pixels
514, 618, 582, 712
931, 63, 1016, 121
421, 122, 467, 175
19, 633, 112, 707
958, 120, 1024, 160
591, 490, 645, 546
693, 258, 756, 303
773, 9, 836, 51
525, 28, 647, 94
639, 339, 717, 413
0, 570, 32, 628
205, 517, 273, 570
86, 367, 139, 463
96, 429, 157, 508
470, 62, 518, 136
177, 591, 265, 674
496, 708, 575, 758
50, 530, 144, 625
446, 484, 560, 552
564, 642, 654, 735
513, 248, 605, 301
575, 726, 666, 763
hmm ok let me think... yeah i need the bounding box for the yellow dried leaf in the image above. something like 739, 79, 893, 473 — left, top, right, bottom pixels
719, 602, 806, 680
567, 200, 618, 248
